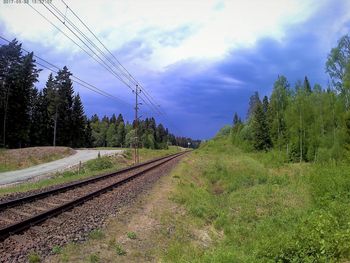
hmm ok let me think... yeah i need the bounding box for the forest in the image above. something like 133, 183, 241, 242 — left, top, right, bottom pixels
230, 34, 350, 163
0, 39, 200, 149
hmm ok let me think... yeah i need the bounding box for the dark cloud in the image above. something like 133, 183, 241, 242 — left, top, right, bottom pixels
154, 0, 350, 139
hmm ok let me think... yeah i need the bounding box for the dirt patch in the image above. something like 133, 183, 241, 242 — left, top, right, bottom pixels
0, 147, 75, 172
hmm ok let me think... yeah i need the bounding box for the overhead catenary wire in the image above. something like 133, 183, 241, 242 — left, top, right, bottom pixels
27, 2, 134, 94
60, 0, 164, 115
40, 0, 163, 115
48, 1, 163, 116
0, 36, 132, 107
36, 2, 136, 94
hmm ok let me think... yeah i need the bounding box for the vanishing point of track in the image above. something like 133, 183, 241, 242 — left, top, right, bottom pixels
0, 151, 188, 241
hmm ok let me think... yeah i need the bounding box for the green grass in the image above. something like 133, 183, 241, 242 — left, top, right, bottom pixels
89, 229, 105, 240
127, 231, 137, 239
161, 135, 350, 262
0, 147, 180, 196
28, 252, 41, 263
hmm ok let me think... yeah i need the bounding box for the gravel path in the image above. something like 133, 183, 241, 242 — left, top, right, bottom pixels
0, 150, 123, 185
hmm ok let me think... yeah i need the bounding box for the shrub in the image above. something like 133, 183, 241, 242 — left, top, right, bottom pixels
85, 157, 113, 171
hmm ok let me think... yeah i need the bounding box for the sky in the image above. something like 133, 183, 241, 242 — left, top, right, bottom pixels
0, 0, 350, 139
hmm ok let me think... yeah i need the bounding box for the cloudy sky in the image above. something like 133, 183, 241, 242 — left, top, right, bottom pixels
0, 0, 349, 139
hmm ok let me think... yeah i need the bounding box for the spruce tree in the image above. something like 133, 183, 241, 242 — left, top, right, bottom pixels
71, 94, 86, 147
252, 100, 272, 151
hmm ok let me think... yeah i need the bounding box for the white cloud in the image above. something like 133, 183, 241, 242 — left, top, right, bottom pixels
0, 0, 322, 70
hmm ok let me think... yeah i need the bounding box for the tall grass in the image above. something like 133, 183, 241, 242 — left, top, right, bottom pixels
164, 135, 350, 262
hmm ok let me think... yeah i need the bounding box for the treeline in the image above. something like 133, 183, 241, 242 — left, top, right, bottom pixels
231, 34, 350, 162
89, 114, 200, 149
0, 39, 198, 149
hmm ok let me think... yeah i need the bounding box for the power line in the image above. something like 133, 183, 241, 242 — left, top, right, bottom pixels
0, 36, 132, 107
41, 0, 163, 116
60, 0, 164, 114
36, 2, 136, 93
27, 3, 134, 93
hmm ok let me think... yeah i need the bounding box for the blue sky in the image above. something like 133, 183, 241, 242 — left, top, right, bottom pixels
0, 0, 350, 139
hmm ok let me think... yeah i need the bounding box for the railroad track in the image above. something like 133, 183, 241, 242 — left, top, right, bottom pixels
0, 151, 188, 241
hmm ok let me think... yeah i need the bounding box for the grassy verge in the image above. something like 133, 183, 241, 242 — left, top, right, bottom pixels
0, 147, 180, 196
158, 136, 350, 262
0, 147, 75, 172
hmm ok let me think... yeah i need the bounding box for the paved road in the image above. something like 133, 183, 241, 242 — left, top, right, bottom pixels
0, 149, 123, 186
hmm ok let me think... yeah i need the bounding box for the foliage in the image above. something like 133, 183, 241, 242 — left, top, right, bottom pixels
231, 35, 350, 163
127, 231, 137, 239
115, 244, 127, 255
163, 135, 350, 262
85, 157, 113, 172
51, 245, 62, 254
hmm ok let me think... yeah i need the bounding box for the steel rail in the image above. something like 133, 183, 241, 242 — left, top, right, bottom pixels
0, 151, 188, 241
0, 151, 186, 210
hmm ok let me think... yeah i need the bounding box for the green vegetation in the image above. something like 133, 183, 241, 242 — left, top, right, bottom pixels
89, 253, 100, 263
162, 135, 350, 262
28, 252, 41, 263
161, 35, 350, 262
115, 244, 127, 256
51, 245, 62, 255
88, 229, 105, 240
127, 231, 137, 239
232, 35, 350, 162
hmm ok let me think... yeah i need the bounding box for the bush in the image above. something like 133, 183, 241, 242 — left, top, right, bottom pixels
85, 157, 113, 171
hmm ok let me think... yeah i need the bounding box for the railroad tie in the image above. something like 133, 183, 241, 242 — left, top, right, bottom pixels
37, 200, 59, 207
31, 226, 44, 233
29, 205, 48, 212
10, 209, 32, 218
9, 234, 28, 245
48, 217, 63, 225
0, 216, 13, 224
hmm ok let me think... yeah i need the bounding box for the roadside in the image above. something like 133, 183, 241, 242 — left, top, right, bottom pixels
0, 149, 123, 185
0, 147, 75, 172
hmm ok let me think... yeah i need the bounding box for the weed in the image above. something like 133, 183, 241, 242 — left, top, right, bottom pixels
127, 231, 137, 239
89, 229, 105, 240
28, 252, 41, 263
51, 245, 62, 254
89, 253, 100, 263
115, 244, 127, 255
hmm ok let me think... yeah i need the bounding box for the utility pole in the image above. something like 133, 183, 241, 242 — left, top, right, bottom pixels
53, 105, 58, 147
133, 85, 141, 164
2, 80, 9, 148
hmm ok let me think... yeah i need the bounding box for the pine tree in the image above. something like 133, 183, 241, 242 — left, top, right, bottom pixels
84, 118, 93, 148
252, 101, 272, 151
55, 66, 74, 146
5, 51, 40, 148
247, 91, 261, 119
71, 94, 86, 147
